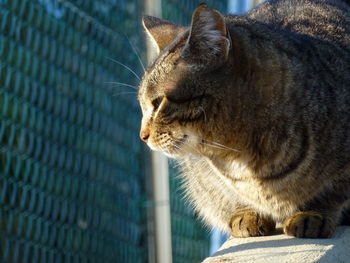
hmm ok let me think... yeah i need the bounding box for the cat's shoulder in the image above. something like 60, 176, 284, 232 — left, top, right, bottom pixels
224, 0, 350, 46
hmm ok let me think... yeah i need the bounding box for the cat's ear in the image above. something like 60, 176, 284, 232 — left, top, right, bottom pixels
182, 5, 231, 69
142, 15, 185, 54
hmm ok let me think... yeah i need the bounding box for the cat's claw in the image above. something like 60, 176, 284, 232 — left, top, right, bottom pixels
230, 209, 275, 238
283, 211, 336, 238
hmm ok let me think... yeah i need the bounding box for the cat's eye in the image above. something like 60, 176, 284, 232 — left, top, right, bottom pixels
151, 97, 162, 110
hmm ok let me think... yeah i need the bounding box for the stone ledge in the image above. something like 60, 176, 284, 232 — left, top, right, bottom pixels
203, 226, 350, 263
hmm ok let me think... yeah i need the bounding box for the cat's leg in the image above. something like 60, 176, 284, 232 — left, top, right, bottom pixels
283, 211, 336, 238
283, 190, 350, 238
230, 207, 276, 238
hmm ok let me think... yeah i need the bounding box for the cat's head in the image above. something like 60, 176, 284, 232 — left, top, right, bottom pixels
138, 5, 235, 158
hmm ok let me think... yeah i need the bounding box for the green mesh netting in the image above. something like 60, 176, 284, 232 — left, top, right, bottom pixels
0, 0, 147, 262
162, 0, 227, 25
162, 1, 228, 262
0, 0, 228, 262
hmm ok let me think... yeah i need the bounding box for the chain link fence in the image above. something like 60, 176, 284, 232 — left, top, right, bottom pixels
0, 0, 230, 262
0, 0, 147, 262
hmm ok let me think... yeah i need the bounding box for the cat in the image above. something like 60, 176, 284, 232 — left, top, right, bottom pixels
138, 0, 350, 238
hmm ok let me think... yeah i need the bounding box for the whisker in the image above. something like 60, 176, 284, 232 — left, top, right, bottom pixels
186, 143, 201, 155
112, 91, 138, 97
185, 134, 240, 152
107, 57, 141, 81
196, 141, 230, 151
173, 138, 201, 155
169, 139, 182, 151
163, 144, 172, 156
171, 143, 181, 155
171, 140, 181, 149
124, 34, 146, 73
172, 144, 180, 150
105, 81, 138, 90
157, 142, 171, 156
208, 141, 240, 152
187, 136, 226, 151
172, 140, 186, 153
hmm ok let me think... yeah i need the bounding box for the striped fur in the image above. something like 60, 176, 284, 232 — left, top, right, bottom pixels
139, 0, 350, 238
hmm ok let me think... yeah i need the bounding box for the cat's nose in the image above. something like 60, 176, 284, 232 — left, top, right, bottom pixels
140, 128, 150, 142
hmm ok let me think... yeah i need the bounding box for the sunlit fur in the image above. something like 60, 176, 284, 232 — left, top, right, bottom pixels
139, 0, 350, 237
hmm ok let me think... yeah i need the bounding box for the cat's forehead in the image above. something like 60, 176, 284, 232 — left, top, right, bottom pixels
139, 51, 185, 100
150, 51, 182, 83
138, 30, 190, 103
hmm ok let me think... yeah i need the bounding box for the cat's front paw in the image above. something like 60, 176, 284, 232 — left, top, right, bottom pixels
230, 209, 275, 238
283, 211, 336, 238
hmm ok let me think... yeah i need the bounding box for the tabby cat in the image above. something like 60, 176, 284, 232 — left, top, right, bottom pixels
138, 0, 350, 238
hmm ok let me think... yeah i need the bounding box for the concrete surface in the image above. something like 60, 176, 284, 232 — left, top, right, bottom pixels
203, 226, 350, 263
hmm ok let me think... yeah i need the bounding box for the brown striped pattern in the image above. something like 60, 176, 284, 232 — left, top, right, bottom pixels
139, 0, 350, 237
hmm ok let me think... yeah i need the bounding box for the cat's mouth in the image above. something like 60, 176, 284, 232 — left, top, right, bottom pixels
149, 134, 189, 158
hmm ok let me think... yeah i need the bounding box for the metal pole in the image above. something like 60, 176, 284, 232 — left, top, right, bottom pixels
150, 152, 172, 263
144, 1, 173, 263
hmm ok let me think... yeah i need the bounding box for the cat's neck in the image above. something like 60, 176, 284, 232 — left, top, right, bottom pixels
213, 19, 304, 176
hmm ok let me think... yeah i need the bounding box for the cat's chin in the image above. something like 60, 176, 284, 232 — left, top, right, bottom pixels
149, 146, 184, 158
147, 135, 190, 158
159, 145, 200, 159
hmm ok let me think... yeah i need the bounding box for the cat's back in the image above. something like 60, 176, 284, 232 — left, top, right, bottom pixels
245, 0, 350, 47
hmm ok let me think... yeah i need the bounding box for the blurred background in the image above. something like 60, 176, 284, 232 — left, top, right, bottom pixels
0, 0, 263, 262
